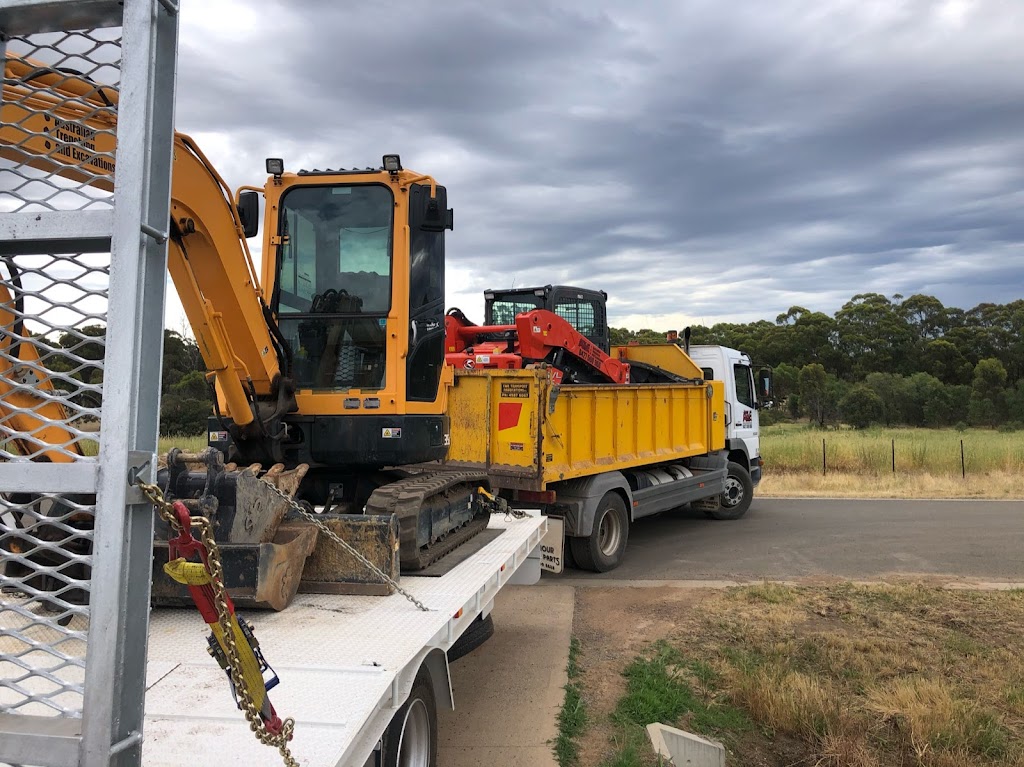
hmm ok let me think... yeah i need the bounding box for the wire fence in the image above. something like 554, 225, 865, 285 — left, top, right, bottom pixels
763, 430, 1024, 477
813, 437, 972, 477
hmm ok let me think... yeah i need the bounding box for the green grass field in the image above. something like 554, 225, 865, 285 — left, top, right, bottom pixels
74, 434, 206, 458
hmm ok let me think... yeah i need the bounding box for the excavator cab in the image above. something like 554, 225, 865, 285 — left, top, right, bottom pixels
484, 285, 611, 353
207, 162, 457, 472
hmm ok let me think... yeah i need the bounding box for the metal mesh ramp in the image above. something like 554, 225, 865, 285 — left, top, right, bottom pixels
0, 1, 179, 765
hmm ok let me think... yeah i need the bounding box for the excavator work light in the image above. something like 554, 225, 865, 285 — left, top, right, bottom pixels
382, 154, 402, 173
266, 158, 284, 176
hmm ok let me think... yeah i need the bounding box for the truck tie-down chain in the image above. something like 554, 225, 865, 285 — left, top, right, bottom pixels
137, 480, 300, 767
475, 486, 530, 521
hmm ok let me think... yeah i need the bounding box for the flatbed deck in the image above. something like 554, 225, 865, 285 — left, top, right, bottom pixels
141, 512, 545, 766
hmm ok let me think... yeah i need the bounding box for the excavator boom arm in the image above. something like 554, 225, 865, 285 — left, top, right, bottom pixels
1, 53, 285, 429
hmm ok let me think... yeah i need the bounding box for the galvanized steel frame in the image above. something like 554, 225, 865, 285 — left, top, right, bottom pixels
0, 1, 178, 765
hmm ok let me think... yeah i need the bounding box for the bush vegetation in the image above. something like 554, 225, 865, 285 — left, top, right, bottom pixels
613, 292, 1024, 430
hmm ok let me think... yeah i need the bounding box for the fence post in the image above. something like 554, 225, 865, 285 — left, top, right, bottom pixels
961, 439, 965, 478
822, 437, 826, 475
892, 438, 896, 474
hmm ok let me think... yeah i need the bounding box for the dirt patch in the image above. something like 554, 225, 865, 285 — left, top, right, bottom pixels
572, 586, 707, 766
571, 582, 1024, 767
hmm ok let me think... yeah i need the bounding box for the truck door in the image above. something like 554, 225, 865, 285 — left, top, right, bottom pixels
733, 361, 758, 447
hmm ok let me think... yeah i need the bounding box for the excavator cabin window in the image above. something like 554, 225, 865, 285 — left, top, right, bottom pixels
275, 184, 393, 390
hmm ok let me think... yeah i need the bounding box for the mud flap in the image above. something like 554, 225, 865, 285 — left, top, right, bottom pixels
691, 495, 721, 512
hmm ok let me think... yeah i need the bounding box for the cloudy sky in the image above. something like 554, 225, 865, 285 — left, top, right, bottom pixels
169, 0, 1024, 332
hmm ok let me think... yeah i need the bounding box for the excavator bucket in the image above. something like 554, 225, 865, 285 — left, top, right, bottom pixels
151, 449, 319, 610
281, 514, 400, 597
231, 464, 305, 544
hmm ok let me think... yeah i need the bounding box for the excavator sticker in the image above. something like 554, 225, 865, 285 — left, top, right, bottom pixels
381, 428, 402, 439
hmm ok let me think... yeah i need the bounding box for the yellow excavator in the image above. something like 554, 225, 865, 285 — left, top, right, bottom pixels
1, 52, 488, 607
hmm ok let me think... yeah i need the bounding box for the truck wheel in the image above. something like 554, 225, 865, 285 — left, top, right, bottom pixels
382, 668, 437, 767
709, 462, 753, 520
570, 492, 628, 572
448, 614, 495, 662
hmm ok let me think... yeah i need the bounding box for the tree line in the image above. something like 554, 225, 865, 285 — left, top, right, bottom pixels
36, 292, 1024, 436
611, 293, 1024, 429
37, 326, 209, 436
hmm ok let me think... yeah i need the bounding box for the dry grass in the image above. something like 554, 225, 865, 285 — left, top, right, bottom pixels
729, 668, 843, 740
578, 583, 1024, 767
763, 423, 1024, 474
759, 469, 1023, 498
759, 423, 1024, 498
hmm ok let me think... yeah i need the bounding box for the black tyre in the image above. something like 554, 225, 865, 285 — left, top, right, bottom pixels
569, 492, 629, 572
448, 614, 495, 662
382, 668, 437, 767
708, 461, 753, 520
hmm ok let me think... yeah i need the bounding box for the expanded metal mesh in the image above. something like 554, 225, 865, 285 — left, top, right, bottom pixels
0, 25, 121, 725
0, 252, 108, 461
1, 29, 120, 212
0, 494, 91, 716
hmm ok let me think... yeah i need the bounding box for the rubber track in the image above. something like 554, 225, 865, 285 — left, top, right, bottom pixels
365, 470, 489, 571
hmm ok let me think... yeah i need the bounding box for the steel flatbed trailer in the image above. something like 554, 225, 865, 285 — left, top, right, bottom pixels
141, 513, 546, 767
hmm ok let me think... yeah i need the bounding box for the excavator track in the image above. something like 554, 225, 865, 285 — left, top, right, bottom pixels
365, 470, 490, 571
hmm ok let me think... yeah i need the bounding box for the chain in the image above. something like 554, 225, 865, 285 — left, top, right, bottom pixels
474, 485, 529, 521
138, 481, 300, 767
254, 478, 431, 613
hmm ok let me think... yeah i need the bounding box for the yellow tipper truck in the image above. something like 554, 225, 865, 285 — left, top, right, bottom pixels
443, 285, 770, 571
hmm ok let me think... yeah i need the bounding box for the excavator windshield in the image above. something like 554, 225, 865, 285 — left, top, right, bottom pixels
275, 183, 393, 390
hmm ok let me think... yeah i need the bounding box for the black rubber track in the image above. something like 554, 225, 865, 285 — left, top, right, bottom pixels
365, 470, 490, 570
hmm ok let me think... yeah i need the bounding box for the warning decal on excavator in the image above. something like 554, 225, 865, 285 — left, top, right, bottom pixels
382, 428, 402, 439
500, 382, 530, 398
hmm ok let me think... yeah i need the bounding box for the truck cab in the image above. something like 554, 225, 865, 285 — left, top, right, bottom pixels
686, 345, 767, 487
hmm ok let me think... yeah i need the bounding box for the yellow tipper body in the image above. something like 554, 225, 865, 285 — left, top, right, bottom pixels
445, 367, 726, 491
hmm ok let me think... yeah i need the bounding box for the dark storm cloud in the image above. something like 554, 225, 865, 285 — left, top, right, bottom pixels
176, 0, 1024, 326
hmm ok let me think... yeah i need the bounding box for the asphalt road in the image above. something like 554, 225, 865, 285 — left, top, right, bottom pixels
555, 497, 1024, 582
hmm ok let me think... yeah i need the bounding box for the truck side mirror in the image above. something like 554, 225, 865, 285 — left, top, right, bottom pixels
756, 367, 774, 406
237, 190, 260, 238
